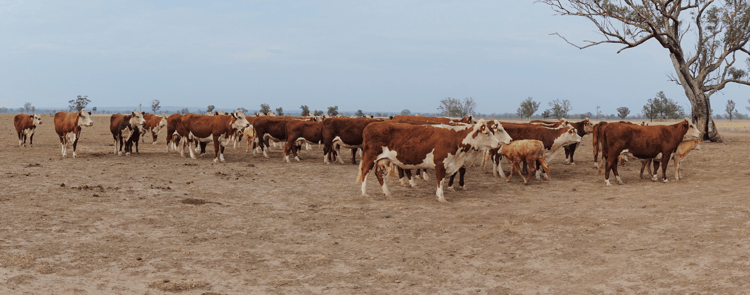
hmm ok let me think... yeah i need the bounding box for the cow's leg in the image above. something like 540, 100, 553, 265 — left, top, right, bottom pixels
294, 142, 302, 161
72, 132, 80, 158
568, 143, 577, 165
447, 171, 457, 191
375, 159, 390, 197
420, 169, 430, 181
539, 158, 551, 182
526, 158, 538, 184
456, 166, 466, 189
611, 156, 624, 185
188, 137, 197, 159
604, 153, 617, 186
564, 145, 572, 165
135, 139, 140, 154
659, 151, 669, 183
283, 140, 293, 163
639, 159, 649, 179
495, 155, 507, 178
357, 151, 376, 197
651, 160, 660, 182
17, 131, 23, 146
397, 167, 408, 187
60, 136, 67, 158
28, 132, 34, 147
351, 148, 357, 164
434, 165, 447, 202
506, 161, 519, 183
213, 137, 222, 162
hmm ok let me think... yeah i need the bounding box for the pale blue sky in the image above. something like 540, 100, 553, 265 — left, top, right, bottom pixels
1, 0, 747, 115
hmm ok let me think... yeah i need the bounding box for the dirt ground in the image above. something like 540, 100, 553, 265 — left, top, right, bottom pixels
1, 113, 749, 294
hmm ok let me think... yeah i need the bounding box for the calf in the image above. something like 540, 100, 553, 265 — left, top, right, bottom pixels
600, 119, 701, 185
14, 113, 43, 147
142, 114, 167, 144
633, 139, 701, 181
501, 140, 551, 184
125, 125, 143, 155
110, 111, 146, 156
562, 118, 594, 165
491, 123, 581, 178
357, 120, 508, 202
53, 109, 94, 158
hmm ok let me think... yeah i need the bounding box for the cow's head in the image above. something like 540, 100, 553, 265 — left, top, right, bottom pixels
490, 120, 512, 145
557, 126, 582, 146
582, 118, 594, 134
78, 109, 94, 127
130, 110, 146, 128
231, 110, 251, 131
215, 110, 227, 116
464, 119, 502, 150
682, 118, 701, 140
30, 113, 42, 125
158, 116, 167, 129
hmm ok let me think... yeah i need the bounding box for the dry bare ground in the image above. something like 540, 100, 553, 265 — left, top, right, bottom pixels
1, 114, 749, 294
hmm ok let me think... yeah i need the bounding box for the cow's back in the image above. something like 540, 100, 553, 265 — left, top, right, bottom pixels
363, 122, 455, 163
13, 114, 29, 131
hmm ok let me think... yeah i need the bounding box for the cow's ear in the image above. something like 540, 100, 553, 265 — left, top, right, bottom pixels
29, 115, 34, 118
88, 111, 92, 115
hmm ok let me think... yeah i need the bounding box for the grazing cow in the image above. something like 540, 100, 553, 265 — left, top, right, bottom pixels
53, 109, 94, 158
501, 140, 551, 184
562, 118, 594, 165
252, 117, 293, 158
284, 120, 323, 162
180, 111, 250, 162
142, 114, 167, 144
490, 123, 581, 178
110, 111, 146, 156
14, 113, 43, 147
322, 117, 384, 164
357, 120, 509, 202
600, 119, 701, 185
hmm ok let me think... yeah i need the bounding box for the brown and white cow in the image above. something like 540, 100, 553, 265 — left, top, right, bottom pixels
501, 140, 551, 184
54, 109, 94, 158
180, 111, 250, 162
600, 119, 701, 185
141, 114, 167, 144
322, 117, 384, 164
110, 111, 146, 156
284, 120, 323, 162
14, 113, 42, 147
165, 113, 186, 153
252, 116, 293, 158
490, 123, 581, 178
357, 119, 509, 202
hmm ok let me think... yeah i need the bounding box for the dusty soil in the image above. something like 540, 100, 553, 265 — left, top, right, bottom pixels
1, 114, 749, 294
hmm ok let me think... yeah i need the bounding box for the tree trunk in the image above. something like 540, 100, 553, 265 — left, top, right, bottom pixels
670, 54, 722, 142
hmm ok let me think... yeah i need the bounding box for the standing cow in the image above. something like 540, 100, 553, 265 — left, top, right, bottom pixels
54, 109, 94, 158
142, 114, 167, 144
357, 120, 508, 202
14, 113, 43, 147
181, 111, 250, 162
110, 111, 146, 156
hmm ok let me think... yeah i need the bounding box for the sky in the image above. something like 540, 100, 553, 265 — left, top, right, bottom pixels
0, 0, 747, 115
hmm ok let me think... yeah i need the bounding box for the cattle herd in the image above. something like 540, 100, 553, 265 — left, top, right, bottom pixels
12, 109, 702, 202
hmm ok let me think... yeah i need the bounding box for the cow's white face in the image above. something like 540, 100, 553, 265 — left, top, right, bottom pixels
130, 110, 146, 128
683, 119, 701, 140
491, 120, 512, 145
232, 111, 251, 131
463, 119, 502, 150
32, 113, 42, 125
78, 109, 94, 127
557, 126, 582, 146
158, 116, 167, 129
582, 118, 594, 133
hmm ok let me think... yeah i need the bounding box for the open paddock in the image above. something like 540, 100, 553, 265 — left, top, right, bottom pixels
1, 114, 749, 293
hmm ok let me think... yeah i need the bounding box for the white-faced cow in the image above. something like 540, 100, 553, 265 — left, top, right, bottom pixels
14, 113, 43, 147
110, 111, 146, 156
490, 123, 581, 178
142, 114, 167, 144
54, 109, 94, 158
357, 119, 507, 202
600, 119, 701, 186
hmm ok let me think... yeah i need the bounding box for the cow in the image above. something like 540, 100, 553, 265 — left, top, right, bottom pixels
626, 139, 701, 181
243, 125, 257, 153
357, 119, 509, 202
530, 118, 568, 128
501, 140, 551, 184
600, 119, 701, 186
142, 114, 167, 144
53, 109, 94, 158
14, 113, 43, 147
165, 113, 185, 153
284, 120, 323, 162
562, 118, 594, 165
110, 111, 146, 156
322, 117, 384, 164
252, 117, 293, 158
391, 114, 475, 125
489, 123, 581, 178
180, 111, 250, 162
124, 125, 143, 155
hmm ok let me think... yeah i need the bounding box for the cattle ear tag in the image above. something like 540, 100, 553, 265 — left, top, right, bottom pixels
481, 126, 488, 134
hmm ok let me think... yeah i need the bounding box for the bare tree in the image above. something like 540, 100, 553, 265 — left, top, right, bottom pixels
516, 97, 540, 119
23, 102, 32, 112
259, 104, 271, 114
327, 106, 339, 116
401, 109, 411, 115
68, 95, 90, 112
355, 109, 365, 117
538, 0, 750, 141
206, 105, 215, 113
726, 99, 736, 121
300, 105, 311, 116
275, 107, 284, 116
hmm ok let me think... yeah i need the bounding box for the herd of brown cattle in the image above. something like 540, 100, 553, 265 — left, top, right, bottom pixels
13, 110, 702, 201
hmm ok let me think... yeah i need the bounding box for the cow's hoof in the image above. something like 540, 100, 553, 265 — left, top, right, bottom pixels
436, 197, 448, 203
447, 187, 455, 192
663, 179, 669, 183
